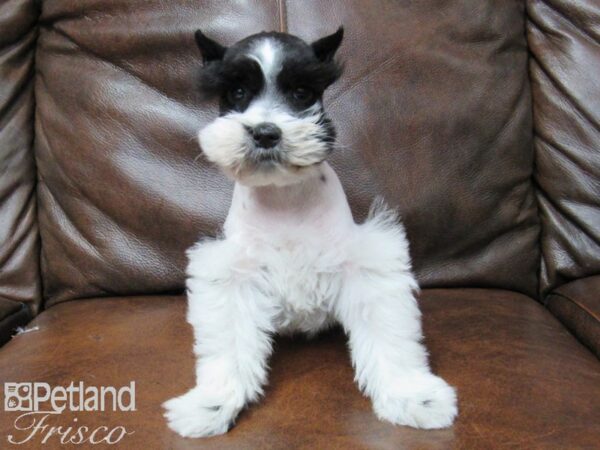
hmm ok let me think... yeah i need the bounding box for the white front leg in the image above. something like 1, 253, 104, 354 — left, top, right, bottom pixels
336, 268, 457, 429
336, 211, 457, 429
163, 239, 275, 438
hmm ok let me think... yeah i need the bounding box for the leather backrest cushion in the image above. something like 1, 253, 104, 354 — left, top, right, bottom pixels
527, 0, 600, 295
0, 0, 41, 312
35, 0, 540, 305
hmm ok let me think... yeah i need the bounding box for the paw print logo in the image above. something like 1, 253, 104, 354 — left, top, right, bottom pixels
4, 383, 33, 411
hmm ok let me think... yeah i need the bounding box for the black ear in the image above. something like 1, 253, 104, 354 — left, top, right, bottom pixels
311, 26, 344, 62
194, 30, 227, 62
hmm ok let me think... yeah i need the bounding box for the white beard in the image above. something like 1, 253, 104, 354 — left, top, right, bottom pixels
163, 162, 457, 438
198, 101, 331, 187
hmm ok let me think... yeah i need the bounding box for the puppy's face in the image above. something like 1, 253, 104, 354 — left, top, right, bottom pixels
195, 28, 344, 186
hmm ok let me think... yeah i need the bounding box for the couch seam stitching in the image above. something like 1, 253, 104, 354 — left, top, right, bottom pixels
278, 0, 287, 33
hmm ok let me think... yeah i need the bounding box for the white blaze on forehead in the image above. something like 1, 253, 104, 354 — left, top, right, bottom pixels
249, 38, 280, 82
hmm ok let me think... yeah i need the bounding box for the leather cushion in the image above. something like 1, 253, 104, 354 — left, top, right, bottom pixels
35, 0, 539, 305
1, 290, 598, 448
546, 275, 600, 358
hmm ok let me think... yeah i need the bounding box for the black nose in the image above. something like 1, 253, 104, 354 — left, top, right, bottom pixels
252, 122, 281, 149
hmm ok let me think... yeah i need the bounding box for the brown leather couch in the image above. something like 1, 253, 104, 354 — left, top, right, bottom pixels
1, 0, 599, 448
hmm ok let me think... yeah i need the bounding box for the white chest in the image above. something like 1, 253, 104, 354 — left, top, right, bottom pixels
222, 162, 356, 334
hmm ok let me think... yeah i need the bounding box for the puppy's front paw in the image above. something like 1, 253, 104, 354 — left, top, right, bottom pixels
373, 374, 457, 429
162, 387, 241, 438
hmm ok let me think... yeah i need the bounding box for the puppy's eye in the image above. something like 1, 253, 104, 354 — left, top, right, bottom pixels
292, 87, 314, 103
228, 87, 247, 103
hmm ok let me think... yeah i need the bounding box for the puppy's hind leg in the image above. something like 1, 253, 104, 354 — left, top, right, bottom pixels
163, 238, 276, 438
335, 203, 457, 429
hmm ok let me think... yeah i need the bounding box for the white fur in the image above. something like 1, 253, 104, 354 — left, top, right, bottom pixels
249, 39, 279, 82
163, 163, 457, 437
198, 107, 331, 186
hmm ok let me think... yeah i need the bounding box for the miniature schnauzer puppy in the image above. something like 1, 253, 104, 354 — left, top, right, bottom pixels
163, 27, 457, 438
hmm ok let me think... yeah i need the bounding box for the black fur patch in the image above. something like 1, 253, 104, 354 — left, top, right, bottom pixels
198, 57, 264, 113
277, 59, 343, 111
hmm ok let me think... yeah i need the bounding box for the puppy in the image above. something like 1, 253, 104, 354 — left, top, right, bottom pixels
163, 27, 457, 438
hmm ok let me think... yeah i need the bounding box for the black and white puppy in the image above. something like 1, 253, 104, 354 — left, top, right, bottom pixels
163, 27, 457, 438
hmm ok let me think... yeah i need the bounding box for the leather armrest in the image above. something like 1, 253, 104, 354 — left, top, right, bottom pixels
0, 299, 32, 347
0, 0, 42, 315
545, 276, 600, 359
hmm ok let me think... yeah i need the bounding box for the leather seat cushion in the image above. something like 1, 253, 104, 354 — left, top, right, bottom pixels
546, 276, 600, 359
1, 290, 598, 449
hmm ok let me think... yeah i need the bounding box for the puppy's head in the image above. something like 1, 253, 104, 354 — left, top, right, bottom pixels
194, 28, 344, 186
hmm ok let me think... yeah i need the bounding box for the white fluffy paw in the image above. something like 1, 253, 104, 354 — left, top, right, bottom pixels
162, 387, 242, 438
373, 374, 458, 429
